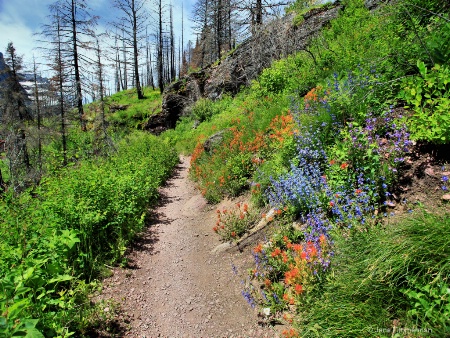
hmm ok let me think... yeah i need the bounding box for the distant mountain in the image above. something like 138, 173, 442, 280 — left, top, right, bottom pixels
0, 52, 50, 108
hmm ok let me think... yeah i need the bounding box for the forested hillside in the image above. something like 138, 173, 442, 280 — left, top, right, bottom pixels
1, 0, 450, 336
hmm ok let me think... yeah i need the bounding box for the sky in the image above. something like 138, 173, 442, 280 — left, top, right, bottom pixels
0, 0, 194, 73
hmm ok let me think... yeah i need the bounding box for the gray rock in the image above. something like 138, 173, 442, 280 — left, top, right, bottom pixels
203, 130, 226, 153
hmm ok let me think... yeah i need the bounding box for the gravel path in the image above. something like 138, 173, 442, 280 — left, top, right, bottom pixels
98, 156, 280, 337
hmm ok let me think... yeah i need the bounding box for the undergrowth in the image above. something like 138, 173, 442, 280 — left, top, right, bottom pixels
166, 0, 450, 336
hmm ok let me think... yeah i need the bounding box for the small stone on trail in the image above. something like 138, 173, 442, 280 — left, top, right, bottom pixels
425, 167, 435, 177
442, 194, 450, 201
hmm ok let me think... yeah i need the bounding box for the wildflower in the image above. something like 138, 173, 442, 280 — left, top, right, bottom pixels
213, 226, 218, 232
285, 268, 299, 284
294, 284, 303, 294
443, 176, 448, 182
264, 279, 272, 288
243, 204, 249, 212
254, 243, 263, 253
283, 313, 293, 323
319, 234, 326, 244
355, 189, 362, 194
329, 201, 335, 207
262, 307, 271, 316
293, 244, 302, 252
236, 202, 241, 208
240, 213, 245, 220
329, 159, 336, 165
340, 162, 349, 169
271, 248, 282, 257
231, 231, 236, 237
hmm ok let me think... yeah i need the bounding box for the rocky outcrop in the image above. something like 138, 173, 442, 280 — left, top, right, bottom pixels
148, 3, 343, 133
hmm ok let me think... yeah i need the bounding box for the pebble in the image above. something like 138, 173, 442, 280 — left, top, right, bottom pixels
442, 194, 450, 201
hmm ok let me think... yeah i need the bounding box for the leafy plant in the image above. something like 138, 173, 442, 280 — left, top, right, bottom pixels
213, 203, 258, 240
399, 61, 450, 143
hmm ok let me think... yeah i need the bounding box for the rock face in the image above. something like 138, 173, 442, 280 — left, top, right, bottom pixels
146, 4, 343, 133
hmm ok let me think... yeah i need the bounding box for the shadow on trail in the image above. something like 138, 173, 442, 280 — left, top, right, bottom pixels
122, 164, 184, 269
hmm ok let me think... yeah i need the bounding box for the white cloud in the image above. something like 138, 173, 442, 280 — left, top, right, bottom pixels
0, 0, 53, 66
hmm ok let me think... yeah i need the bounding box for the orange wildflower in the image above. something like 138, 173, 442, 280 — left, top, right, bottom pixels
294, 284, 303, 295
243, 204, 248, 212
282, 251, 289, 263
340, 162, 349, 169
231, 231, 236, 237
271, 248, 282, 257
254, 243, 263, 253
329, 159, 336, 165
285, 268, 299, 284
293, 244, 302, 252
307, 242, 317, 257
283, 313, 293, 323
264, 279, 272, 288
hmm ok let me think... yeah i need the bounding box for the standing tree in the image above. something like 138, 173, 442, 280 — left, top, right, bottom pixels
157, 0, 165, 93
0, 43, 33, 191
47, 0, 98, 131
112, 0, 148, 99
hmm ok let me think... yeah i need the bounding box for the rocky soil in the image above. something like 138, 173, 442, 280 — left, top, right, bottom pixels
96, 156, 281, 337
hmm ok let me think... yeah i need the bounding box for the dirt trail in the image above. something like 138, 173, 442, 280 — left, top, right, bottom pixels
98, 156, 279, 337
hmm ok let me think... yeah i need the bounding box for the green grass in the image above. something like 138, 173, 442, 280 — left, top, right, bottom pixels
87, 87, 162, 129
295, 210, 450, 337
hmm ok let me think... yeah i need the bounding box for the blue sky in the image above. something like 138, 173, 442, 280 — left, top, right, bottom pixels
0, 0, 194, 70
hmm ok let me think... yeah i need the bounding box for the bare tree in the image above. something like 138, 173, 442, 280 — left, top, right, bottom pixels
47, 0, 98, 131
112, 0, 148, 99
157, 0, 165, 93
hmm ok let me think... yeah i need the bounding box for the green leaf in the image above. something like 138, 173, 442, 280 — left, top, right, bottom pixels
417, 60, 427, 75
47, 275, 72, 284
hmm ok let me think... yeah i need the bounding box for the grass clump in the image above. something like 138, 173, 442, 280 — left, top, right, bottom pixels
296, 210, 450, 337
104, 87, 162, 129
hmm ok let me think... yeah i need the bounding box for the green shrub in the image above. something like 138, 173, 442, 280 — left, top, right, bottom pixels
190, 98, 221, 122
0, 131, 178, 336
399, 61, 450, 144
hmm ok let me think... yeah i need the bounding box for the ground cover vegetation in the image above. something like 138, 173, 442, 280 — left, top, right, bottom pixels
165, 0, 450, 336
1, 88, 178, 336
2, 0, 450, 336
